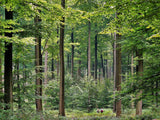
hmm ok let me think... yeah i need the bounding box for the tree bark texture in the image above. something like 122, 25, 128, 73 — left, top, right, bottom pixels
113, 40, 116, 113
16, 59, 21, 109
0, 42, 2, 94
131, 52, 134, 109
4, 9, 13, 110
35, 15, 43, 112
136, 50, 143, 115
77, 51, 81, 79
59, 0, 65, 116
94, 28, 98, 82
88, 21, 91, 78
44, 49, 48, 85
156, 81, 158, 107
101, 53, 105, 79
71, 29, 74, 78
115, 33, 122, 117
51, 53, 55, 79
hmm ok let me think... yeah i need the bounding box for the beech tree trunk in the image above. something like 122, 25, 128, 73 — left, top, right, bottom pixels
71, 29, 74, 78
35, 15, 43, 112
115, 33, 122, 117
4, 9, 13, 110
136, 50, 143, 115
113, 40, 116, 113
51, 53, 55, 79
77, 51, 81, 79
59, 0, 65, 116
0, 42, 2, 94
131, 52, 134, 109
101, 53, 105, 79
44, 49, 48, 85
88, 21, 91, 78
156, 81, 158, 107
94, 26, 98, 82
16, 59, 21, 109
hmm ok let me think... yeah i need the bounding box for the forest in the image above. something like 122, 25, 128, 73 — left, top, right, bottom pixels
0, 0, 160, 120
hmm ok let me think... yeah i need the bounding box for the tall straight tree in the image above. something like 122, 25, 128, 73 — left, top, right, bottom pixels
4, 9, 13, 110
71, 28, 74, 78
88, 21, 91, 77
0, 11, 2, 95
115, 32, 122, 117
94, 25, 98, 82
113, 36, 116, 113
136, 49, 143, 115
59, 0, 65, 116
35, 15, 43, 112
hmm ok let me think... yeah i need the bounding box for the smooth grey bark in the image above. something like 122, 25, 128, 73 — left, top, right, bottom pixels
88, 21, 91, 78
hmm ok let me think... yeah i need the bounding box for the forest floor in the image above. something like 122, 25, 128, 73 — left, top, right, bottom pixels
1, 108, 160, 120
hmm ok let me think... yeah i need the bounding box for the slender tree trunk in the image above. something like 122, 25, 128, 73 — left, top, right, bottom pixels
71, 29, 74, 78
44, 49, 48, 85
113, 40, 116, 113
88, 21, 91, 78
136, 49, 143, 115
94, 26, 98, 83
115, 33, 122, 117
0, 42, 2, 94
67, 54, 70, 72
77, 51, 81, 79
59, 0, 65, 116
4, 9, 13, 110
23, 63, 26, 102
156, 81, 158, 107
131, 52, 134, 109
16, 59, 21, 109
101, 53, 105, 79
57, 26, 60, 81
51, 53, 55, 79
57, 59, 60, 80
35, 15, 43, 112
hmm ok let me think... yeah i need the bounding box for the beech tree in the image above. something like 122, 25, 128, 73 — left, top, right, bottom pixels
35, 15, 43, 112
4, 8, 13, 110
59, 0, 65, 116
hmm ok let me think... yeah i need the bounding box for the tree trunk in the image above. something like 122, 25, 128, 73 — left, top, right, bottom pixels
4, 9, 13, 110
57, 26, 60, 81
115, 33, 122, 117
16, 59, 21, 109
94, 26, 98, 83
77, 51, 81, 79
51, 53, 55, 79
35, 15, 43, 112
67, 54, 70, 72
44, 49, 48, 85
156, 81, 158, 107
59, 0, 65, 116
88, 21, 91, 78
0, 42, 2, 94
71, 29, 74, 78
136, 49, 143, 115
131, 52, 134, 109
101, 53, 105, 79
113, 40, 116, 113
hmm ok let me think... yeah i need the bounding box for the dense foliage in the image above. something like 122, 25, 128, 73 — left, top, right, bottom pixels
0, 0, 160, 119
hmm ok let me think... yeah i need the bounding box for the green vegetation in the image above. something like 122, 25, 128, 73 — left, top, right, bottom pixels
0, 0, 160, 119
